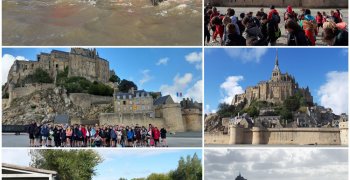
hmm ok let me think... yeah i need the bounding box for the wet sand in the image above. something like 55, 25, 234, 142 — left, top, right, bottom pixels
3, 0, 202, 46
206, 7, 348, 46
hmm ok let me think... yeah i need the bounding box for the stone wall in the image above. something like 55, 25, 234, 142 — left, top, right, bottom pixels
9, 83, 55, 103
205, 126, 347, 145
204, 132, 230, 144
69, 93, 113, 109
159, 104, 186, 132
182, 108, 202, 132
339, 122, 348, 145
99, 113, 166, 129
205, 0, 348, 8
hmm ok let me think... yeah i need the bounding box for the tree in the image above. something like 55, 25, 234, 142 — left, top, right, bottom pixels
170, 153, 202, 180
147, 173, 171, 180
30, 149, 103, 180
245, 106, 259, 118
118, 79, 138, 93
216, 103, 236, 118
109, 74, 121, 84
20, 68, 53, 85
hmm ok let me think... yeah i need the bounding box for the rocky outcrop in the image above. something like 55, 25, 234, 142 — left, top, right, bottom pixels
2, 88, 113, 125
205, 113, 223, 132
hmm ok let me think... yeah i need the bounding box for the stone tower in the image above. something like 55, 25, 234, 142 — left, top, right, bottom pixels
271, 49, 281, 82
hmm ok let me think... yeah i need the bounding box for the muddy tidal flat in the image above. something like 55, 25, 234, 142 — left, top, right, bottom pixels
3, 0, 202, 46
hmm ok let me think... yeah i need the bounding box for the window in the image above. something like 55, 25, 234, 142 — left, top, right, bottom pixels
123, 101, 126, 105
129, 95, 132, 99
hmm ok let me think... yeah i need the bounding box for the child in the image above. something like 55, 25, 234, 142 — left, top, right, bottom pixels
211, 16, 224, 44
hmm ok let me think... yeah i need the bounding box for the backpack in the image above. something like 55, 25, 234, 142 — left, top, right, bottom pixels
274, 27, 281, 39
272, 13, 281, 24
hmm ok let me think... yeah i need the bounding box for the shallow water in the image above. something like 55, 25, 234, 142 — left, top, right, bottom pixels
3, 0, 202, 46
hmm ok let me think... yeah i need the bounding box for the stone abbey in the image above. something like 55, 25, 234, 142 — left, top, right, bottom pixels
7, 48, 111, 86
3, 48, 202, 132
233, 51, 313, 106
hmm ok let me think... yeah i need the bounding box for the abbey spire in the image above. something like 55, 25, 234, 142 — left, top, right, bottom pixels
271, 49, 281, 81
273, 49, 280, 73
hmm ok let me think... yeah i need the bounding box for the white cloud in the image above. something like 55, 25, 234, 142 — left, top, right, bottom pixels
205, 104, 216, 114
2, 54, 28, 85
160, 73, 202, 103
185, 80, 203, 103
156, 57, 169, 66
185, 52, 202, 63
220, 76, 244, 104
341, 49, 348, 56
185, 52, 202, 70
224, 48, 268, 63
317, 71, 348, 114
139, 69, 153, 86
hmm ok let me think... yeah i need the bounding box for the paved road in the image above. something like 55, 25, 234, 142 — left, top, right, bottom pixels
2, 132, 203, 148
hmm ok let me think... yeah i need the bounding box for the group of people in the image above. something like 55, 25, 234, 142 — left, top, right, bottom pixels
27, 121, 168, 148
204, 4, 348, 46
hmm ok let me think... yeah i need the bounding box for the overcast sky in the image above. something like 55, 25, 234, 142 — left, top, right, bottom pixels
205, 149, 348, 180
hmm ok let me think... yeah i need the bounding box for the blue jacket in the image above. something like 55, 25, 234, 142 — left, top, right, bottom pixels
127, 130, 134, 140
41, 126, 49, 137
110, 130, 117, 139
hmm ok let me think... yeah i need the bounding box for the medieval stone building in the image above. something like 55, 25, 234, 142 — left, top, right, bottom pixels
7, 48, 111, 86
235, 173, 247, 180
233, 51, 313, 106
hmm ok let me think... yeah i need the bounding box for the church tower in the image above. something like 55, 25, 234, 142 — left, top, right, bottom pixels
271, 49, 281, 82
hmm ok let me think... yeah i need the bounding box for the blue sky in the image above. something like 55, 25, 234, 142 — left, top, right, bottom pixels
2, 48, 202, 102
205, 48, 348, 114
94, 149, 202, 180
1, 149, 202, 180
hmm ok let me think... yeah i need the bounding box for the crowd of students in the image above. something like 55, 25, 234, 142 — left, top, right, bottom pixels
204, 3, 348, 46
27, 121, 168, 148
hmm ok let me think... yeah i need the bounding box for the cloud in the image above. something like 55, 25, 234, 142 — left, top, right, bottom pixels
341, 49, 348, 56
2, 54, 28, 85
317, 71, 348, 114
160, 73, 202, 103
139, 69, 153, 86
185, 80, 203, 103
156, 57, 169, 66
224, 48, 268, 63
205, 149, 348, 180
185, 52, 202, 70
220, 76, 244, 104
205, 104, 216, 114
